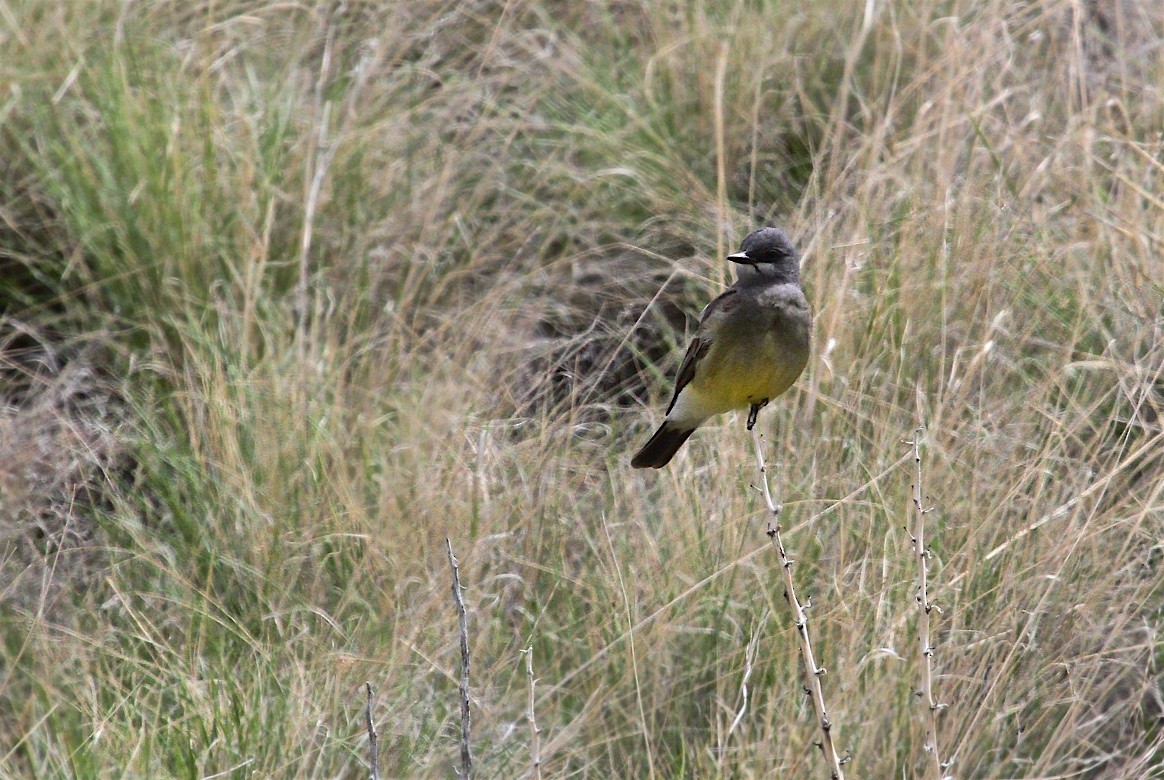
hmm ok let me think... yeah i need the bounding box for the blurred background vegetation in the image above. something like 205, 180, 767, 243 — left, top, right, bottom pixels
1, 0, 1161, 776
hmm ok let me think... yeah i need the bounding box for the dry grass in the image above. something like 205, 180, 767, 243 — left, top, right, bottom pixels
1, 0, 1162, 777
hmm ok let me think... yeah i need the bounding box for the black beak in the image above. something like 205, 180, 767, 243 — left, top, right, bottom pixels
727, 251, 755, 265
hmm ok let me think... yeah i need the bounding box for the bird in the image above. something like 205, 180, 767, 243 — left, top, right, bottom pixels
631, 227, 812, 469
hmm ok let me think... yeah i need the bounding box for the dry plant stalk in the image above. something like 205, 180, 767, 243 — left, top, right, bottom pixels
295, 12, 336, 359
908, 429, 948, 779
727, 615, 764, 740
446, 538, 473, 779
365, 682, 380, 780
521, 646, 543, 780
751, 428, 846, 780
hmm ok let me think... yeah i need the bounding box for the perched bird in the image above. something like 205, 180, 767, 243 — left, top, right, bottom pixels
631, 228, 812, 469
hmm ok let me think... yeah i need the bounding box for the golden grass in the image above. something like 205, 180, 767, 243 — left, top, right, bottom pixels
1, 0, 1161, 777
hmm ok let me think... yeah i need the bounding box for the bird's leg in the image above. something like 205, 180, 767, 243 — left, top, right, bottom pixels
746, 399, 769, 430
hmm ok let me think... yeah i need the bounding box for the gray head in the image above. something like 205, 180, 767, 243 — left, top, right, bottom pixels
727, 227, 801, 285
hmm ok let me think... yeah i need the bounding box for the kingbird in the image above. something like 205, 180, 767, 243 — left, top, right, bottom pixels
631, 228, 812, 469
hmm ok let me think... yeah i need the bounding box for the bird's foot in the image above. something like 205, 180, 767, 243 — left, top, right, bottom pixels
746, 400, 769, 430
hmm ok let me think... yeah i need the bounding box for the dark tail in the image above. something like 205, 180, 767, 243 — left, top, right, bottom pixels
631, 421, 696, 469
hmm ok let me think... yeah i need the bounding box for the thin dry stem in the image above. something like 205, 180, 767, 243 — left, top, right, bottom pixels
909, 429, 947, 779
602, 517, 658, 779
713, 41, 730, 289
365, 682, 380, 780
446, 538, 473, 779
751, 428, 846, 780
522, 646, 543, 780
727, 615, 764, 740
296, 24, 333, 360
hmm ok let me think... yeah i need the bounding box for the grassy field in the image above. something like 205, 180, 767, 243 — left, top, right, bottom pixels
2, 0, 1162, 777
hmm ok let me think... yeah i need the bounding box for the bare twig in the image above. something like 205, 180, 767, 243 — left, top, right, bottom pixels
727, 613, 766, 739
446, 538, 473, 779
520, 646, 543, 780
365, 682, 380, 780
751, 428, 846, 779
907, 429, 948, 779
